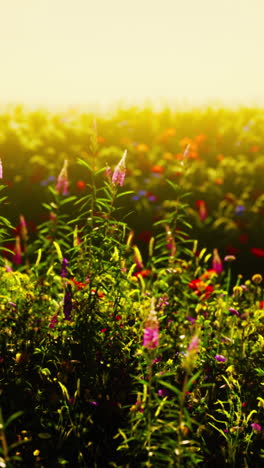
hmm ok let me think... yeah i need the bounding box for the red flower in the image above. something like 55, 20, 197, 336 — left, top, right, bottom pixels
71, 278, 87, 289
195, 200, 208, 222
188, 279, 213, 299
133, 269, 152, 278
151, 165, 164, 174
259, 300, 264, 309
76, 180, 86, 191
251, 247, 264, 257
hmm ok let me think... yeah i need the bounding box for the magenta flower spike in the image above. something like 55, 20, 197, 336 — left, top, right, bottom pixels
0, 158, 3, 179
56, 159, 69, 195
212, 248, 223, 274
187, 335, 200, 353
112, 150, 127, 187
143, 297, 159, 350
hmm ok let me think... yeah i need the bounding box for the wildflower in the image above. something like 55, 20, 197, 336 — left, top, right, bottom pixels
235, 205, 245, 215
71, 278, 86, 289
76, 180, 86, 191
183, 334, 200, 373
151, 164, 164, 174
0, 158, 2, 179
133, 269, 151, 278
4, 259, 13, 272
48, 314, 58, 329
60, 258, 69, 278
224, 255, 236, 262
250, 247, 264, 257
19, 215, 28, 242
157, 389, 169, 397
229, 307, 240, 316
259, 300, 264, 309
251, 423, 262, 431
112, 150, 127, 187
63, 285, 73, 320
188, 279, 213, 299
56, 159, 69, 195
136, 143, 149, 152
233, 286, 243, 298
212, 248, 223, 274
214, 354, 226, 362
143, 298, 159, 350
252, 274, 263, 284
13, 236, 22, 265
196, 200, 208, 222
187, 335, 200, 353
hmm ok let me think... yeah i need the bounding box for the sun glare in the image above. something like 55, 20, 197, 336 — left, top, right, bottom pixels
1, 0, 264, 110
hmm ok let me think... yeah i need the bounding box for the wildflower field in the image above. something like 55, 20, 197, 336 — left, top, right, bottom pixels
0, 106, 263, 467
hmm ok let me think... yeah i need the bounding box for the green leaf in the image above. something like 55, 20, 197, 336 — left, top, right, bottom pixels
53, 241, 63, 261
4, 411, 24, 430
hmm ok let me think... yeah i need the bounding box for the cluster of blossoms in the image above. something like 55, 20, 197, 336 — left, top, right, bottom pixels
143, 297, 159, 350
106, 150, 127, 187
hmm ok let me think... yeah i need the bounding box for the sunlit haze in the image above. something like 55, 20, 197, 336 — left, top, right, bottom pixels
1, 0, 264, 110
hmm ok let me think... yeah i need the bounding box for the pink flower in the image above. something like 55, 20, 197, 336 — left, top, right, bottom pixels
214, 354, 226, 362
187, 335, 200, 353
251, 423, 262, 432
143, 327, 159, 350
112, 150, 127, 187
212, 248, 223, 274
56, 160, 69, 195
143, 298, 159, 350
0, 158, 3, 179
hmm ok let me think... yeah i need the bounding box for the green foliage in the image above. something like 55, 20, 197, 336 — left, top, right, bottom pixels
0, 111, 263, 466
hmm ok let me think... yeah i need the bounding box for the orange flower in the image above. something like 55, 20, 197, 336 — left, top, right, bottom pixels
194, 134, 207, 145
217, 154, 224, 161
214, 177, 223, 185
136, 143, 149, 153
163, 152, 173, 160
188, 150, 199, 160
179, 137, 192, 147
250, 145, 260, 153
97, 135, 105, 144
151, 165, 164, 174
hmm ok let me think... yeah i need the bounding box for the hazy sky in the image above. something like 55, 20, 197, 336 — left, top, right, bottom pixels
1, 0, 264, 109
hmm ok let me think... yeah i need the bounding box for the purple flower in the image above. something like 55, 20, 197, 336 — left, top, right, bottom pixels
235, 205, 245, 215
251, 423, 262, 431
63, 286, 73, 320
112, 150, 127, 187
214, 354, 226, 362
187, 316, 196, 325
229, 307, 240, 316
157, 389, 169, 397
60, 258, 69, 278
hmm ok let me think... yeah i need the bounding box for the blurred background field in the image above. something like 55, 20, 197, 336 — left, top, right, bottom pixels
1, 104, 264, 278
